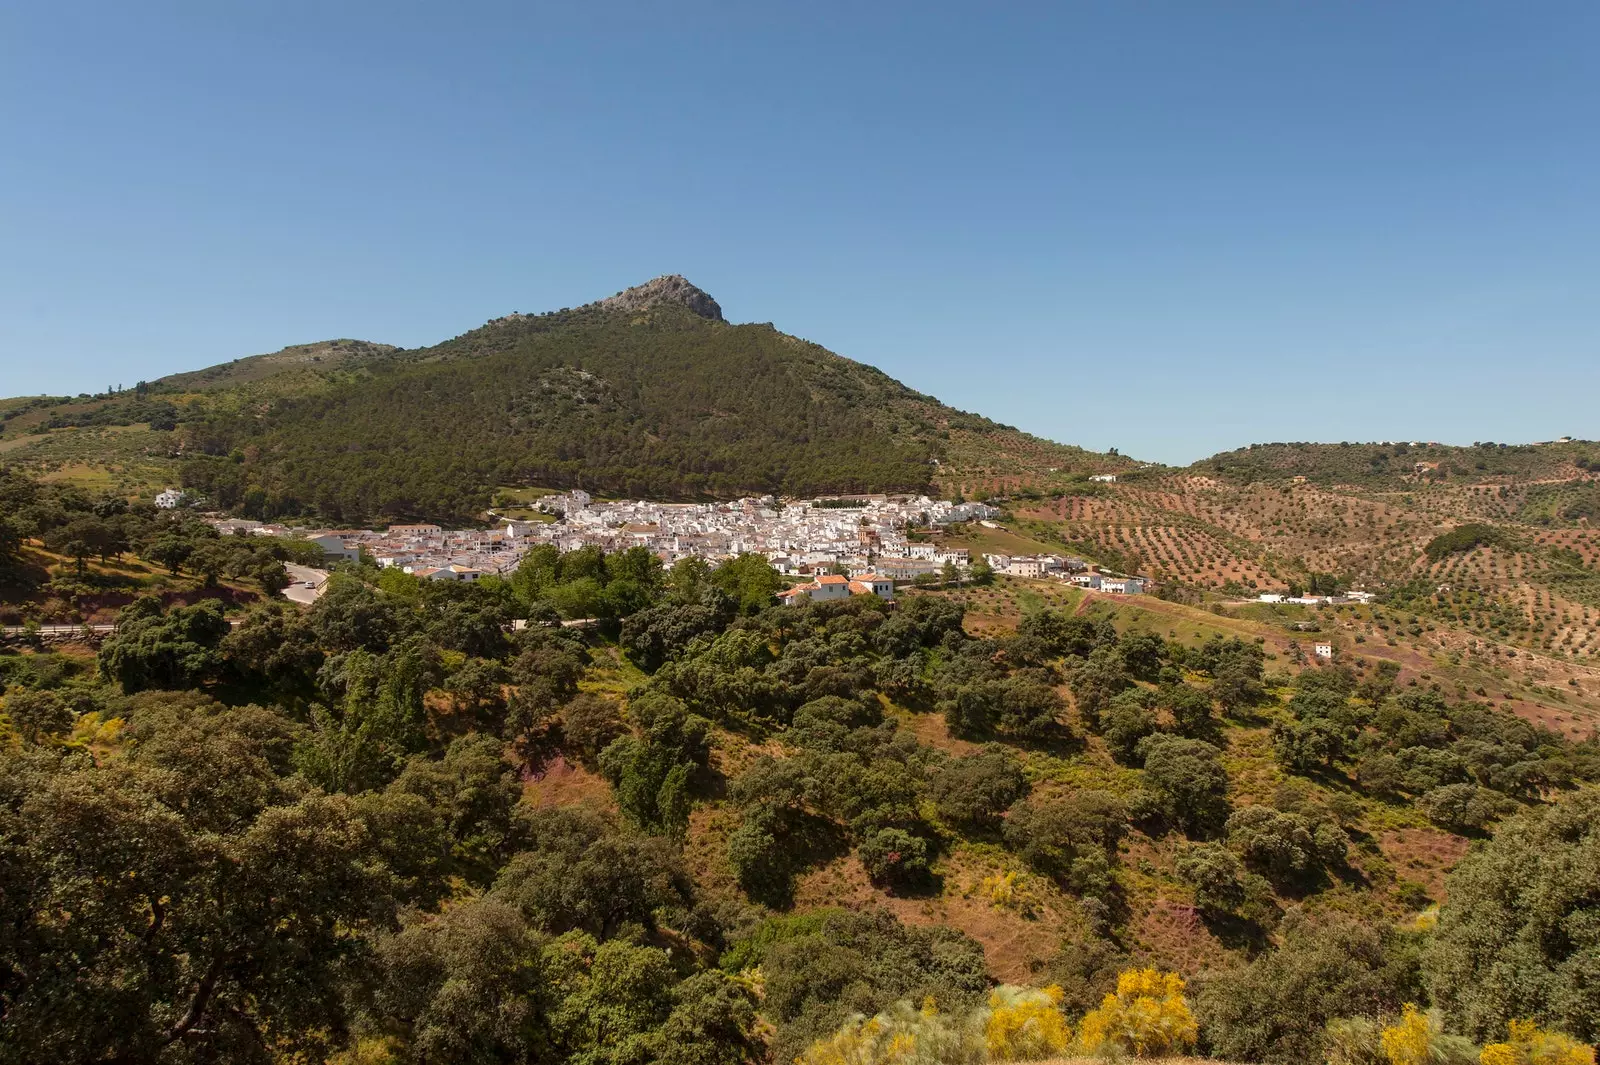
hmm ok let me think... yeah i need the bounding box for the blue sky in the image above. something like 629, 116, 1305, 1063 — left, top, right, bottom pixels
2, 2, 1596, 465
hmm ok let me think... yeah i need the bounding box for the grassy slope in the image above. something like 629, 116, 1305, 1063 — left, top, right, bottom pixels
0, 542, 264, 625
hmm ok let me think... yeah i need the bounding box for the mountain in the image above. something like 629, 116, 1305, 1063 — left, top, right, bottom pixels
6, 281, 1600, 1065
70, 276, 1113, 523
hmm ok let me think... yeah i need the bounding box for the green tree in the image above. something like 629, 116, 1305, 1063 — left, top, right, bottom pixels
1070, 647, 1131, 728
1197, 914, 1422, 1064
1003, 790, 1128, 894
1102, 689, 1160, 764
1139, 734, 1231, 837
858, 827, 931, 889
1175, 842, 1247, 915
0, 703, 399, 1065
1, 688, 76, 745
1225, 804, 1348, 885
928, 745, 1029, 831
1425, 791, 1600, 1042
98, 596, 231, 693
375, 899, 551, 1064
711, 553, 782, 615
389, 734, 522, 874
597, 692, 710, 835
222, 601, 323, 694
145, 533, 193, 574
492, 807, 692, 938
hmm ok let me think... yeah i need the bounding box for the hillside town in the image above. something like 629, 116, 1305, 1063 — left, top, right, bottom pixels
205, 490, 1150, 597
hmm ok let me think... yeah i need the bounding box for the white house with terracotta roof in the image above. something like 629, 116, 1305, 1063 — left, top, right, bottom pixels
779, 572, 894, 604
848, 573, 895, 599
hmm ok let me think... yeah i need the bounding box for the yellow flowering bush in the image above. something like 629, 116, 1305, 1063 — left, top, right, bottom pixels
1076, 967, 1198, 1058
983, 984, 1071, 1061
981, 871, 1018, 906
1382, 1005, 1439, 1065
1379, 1003, 1479, 1065
1480, 1019, 1596, 1065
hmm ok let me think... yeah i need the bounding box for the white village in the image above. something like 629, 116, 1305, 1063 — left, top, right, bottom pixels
203, 490, 1150, 601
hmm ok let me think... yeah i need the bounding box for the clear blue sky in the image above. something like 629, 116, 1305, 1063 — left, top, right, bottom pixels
3, 2, 1596, 465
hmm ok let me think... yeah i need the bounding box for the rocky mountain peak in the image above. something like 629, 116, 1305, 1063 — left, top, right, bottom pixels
595, 275, 724, 321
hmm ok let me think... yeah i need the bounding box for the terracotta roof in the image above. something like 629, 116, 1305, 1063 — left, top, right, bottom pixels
816, 574, 849, 585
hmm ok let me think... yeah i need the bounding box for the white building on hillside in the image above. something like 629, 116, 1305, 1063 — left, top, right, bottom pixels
308, 534, 360, 563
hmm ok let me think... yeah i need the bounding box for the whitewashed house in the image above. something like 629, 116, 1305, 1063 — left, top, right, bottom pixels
308, 534, 359, 563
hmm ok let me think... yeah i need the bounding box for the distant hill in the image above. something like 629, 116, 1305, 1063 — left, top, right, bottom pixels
152, 338, 400, 392
1200, 439, 1598, 488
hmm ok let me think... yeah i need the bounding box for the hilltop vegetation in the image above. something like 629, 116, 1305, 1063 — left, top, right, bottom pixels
1200, 439, 1599, 489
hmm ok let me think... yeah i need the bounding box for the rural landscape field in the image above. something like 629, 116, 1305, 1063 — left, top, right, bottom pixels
3, 275, 1597, 1065
6, 4, 1599, 1064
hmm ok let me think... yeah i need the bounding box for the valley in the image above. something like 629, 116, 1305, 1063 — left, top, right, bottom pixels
3, 278, 1598, 1065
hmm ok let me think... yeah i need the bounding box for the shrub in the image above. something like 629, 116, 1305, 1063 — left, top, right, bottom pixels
1077, 967, 1197, 1057
1380, 1003, 1478, 1065
929, 746, 1029, 831
984, 984, 1072, 1061
858, 827, 931, 890
1324, 1015, 1387, 1065
1479, 1019, 1596, 1065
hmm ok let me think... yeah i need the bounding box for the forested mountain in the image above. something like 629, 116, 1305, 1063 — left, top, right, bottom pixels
0, 276, 1118, 524
85, 276, 1100, 523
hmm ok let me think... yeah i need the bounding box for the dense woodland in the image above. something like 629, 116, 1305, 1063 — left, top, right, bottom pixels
3, 464, 1599, 1064
173, 304, 961, 523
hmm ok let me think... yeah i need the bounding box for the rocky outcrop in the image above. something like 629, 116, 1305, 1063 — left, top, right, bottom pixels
595, 275, 724, 321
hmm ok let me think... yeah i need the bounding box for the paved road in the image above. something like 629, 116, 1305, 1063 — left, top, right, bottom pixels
282, 564, 330, 605
0, 623, 115, 637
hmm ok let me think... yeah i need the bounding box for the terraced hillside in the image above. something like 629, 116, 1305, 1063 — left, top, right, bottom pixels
1000, 454, 1600, 668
